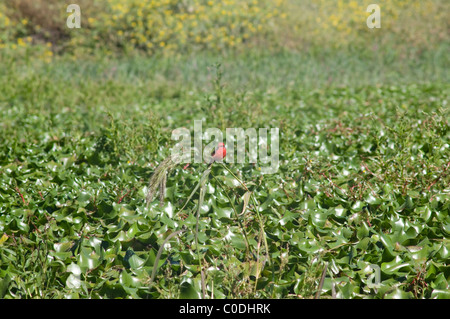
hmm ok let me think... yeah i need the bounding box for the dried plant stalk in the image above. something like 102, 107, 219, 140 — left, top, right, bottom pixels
146, 153, 180, 206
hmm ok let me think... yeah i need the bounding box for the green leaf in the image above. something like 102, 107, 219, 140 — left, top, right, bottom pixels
230, 233, 247, 250
357, 222, 370, 239
0, 273, 11, 298
179, 278, 202, 299
128, 253, 146, 270
0, 233, 8, 246
381, 256, 413, 275
384, 288, 414, 299
431, 289, 450, 299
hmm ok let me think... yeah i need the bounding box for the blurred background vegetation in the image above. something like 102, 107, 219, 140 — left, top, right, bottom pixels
0, 0, 448, 115
0, 0, 448, 61
0, 1, 449, 299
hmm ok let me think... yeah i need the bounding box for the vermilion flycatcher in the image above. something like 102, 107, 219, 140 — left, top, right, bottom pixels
183, 142, 226, 169
209, 142, 226, 163
207, 142, 226, 169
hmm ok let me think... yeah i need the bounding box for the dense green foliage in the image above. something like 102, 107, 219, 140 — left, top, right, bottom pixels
0, 54, 448, 298
0, 0, 449, 300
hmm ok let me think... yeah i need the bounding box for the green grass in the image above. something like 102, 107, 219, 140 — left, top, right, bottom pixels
0, 45, 449, 299
2, 42, 448, 95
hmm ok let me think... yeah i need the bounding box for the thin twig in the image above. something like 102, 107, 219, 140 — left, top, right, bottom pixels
427, 161, 450, 191
219, 163, 271, 266
148, 228, 186, 295
195, 166, 211, 299
15, 187, 27, 206
253, 228, 263, 294
117, 188, 132, 204
315, 262, 328, 299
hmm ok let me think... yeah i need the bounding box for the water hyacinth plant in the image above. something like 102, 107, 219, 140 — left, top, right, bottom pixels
0, 0, 448, 300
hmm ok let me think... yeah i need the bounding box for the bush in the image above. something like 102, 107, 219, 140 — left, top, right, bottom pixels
1, 0, 285, 55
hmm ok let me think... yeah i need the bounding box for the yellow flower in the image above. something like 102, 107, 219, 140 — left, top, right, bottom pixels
17, 38, 25, 47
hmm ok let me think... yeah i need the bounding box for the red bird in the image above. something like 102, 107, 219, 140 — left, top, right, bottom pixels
210, 142, 226, 163
207, 142, 226, 169
183, 142, 226, 170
